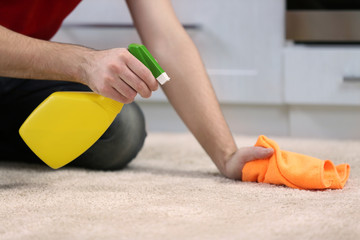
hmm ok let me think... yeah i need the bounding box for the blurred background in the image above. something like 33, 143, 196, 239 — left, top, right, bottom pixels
53, 0, 360, 140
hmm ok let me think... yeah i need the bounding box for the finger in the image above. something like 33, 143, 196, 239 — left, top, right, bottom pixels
102, 86, 133, 104
251, 147, 274, 160
119, 68, 152, 98
125, 52, 159, 91
240, 147, 274, 163
112, 77, 137, 103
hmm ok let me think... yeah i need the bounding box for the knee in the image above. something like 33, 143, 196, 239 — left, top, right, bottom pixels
117, 101, 147, 140
71, 102, 147, 170
109, 102, 147, 169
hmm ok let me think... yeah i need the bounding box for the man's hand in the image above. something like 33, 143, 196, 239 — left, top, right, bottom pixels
79, 48, 159, 103
222, 147, 274, 180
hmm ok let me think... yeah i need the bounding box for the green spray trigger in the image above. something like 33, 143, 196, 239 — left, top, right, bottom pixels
128, 43, 170, 85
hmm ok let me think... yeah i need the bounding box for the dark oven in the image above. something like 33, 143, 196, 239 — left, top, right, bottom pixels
286, 0, 360, 43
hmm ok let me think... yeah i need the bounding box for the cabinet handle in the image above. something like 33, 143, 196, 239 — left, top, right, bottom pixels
343, 76, 360, 83
62, 23, 201, 30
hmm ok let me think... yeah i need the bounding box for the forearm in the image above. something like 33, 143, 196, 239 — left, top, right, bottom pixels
0, 25, 90, 82
159, 38, 237, 174
127, 0, 237, 174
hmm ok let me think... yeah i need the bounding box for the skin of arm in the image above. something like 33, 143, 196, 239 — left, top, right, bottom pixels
126, 0, 273, 179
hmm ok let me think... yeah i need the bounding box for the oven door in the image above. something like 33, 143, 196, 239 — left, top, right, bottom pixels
286, 0, 360, 43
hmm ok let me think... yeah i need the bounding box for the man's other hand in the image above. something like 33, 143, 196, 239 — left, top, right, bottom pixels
223, 147, 274, 180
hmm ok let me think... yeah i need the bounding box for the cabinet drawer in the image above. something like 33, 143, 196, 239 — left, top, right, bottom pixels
284, 46, 360, 105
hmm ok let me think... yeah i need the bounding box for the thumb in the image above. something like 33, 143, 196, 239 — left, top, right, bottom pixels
241, 146, 274, 163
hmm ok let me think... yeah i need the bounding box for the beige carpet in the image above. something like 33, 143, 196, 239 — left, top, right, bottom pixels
0, 133, 359, 240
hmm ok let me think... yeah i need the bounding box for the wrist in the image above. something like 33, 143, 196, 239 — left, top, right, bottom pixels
72, 46, 96, 85
55, 43, 95, 84
34, 40, 95, 83
214, 145, 237, 177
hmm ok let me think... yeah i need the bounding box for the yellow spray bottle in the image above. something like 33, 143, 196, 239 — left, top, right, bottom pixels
19, 43, 170, 169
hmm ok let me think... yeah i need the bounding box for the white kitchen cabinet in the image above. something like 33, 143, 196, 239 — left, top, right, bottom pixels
284, 45, 360, 106
52, 0, 285, 104
284, 45, 360, 139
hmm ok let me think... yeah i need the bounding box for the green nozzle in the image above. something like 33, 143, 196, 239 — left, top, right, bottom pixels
128, 43, 170, 85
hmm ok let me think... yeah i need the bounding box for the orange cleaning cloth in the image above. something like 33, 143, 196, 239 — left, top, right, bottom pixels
242, 135, 350, 190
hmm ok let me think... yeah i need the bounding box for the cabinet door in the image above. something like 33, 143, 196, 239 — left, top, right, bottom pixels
53, 0, 284, 104
285, 46, 360, 106
172, 0, 284, 104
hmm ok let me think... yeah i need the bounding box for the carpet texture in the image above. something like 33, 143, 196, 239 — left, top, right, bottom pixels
0, 133, 359, 240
